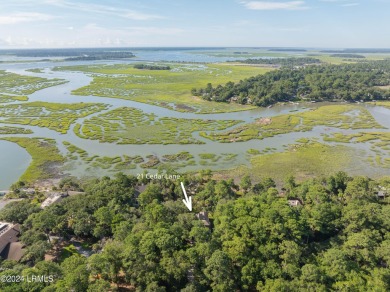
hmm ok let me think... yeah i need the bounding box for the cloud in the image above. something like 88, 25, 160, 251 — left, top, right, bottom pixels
0, 36, 40, 46
45, 0, 163, 20
82, 23, 183, 37
76, 25, 184, 47
242, 1, 308, 10
0, 12, 55, 24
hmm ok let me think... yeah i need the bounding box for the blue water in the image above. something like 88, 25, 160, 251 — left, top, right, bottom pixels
0, 140, 31, 189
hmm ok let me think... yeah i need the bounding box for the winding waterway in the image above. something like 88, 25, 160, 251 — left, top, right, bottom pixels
0, 49, 389, 188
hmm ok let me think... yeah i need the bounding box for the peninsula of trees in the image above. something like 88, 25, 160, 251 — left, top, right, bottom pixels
232, 57, 321, 67
0, 48, 135, 59
134, 64, 171, 70
192, 60, 390, 106
64, 52, 135, 61
330, 54, 366, 59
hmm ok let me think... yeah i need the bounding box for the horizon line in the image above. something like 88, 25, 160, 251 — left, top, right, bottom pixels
2, 46, 390, 51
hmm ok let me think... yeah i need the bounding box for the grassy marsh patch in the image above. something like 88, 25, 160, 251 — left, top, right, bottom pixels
370, 101, 390, 109
25, 68, 45, 73
0, 94, 28, 103
63, 141, 145, 171
0, 126, 33, 134
323, 132, 390, 168
198, 152, 238, 166
74, 107, 241, 144
140, 155, 160, 168
162, 152, 193, 162
0, 70, 67, 95
201, 105, 383, 142
0, 102, 107, 134
63, 142, 198, 172
222, 142, 355, 183
323, 131, 390, 144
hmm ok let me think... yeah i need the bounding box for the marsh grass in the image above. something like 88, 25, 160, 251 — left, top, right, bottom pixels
162, 152, 193, 162
63, 141, 199, 171
25, 68, 45, 73
0, 126, 33, 134
201, 105, 383, 142
0, 70, 67, 95
370, 101, 390, 109
0, 102, 107, 133
0, 94, 28, 103
322, 132, 390, 168
198, 153, 238, 166
74, 107, 241, 144
221, 141, 355, 183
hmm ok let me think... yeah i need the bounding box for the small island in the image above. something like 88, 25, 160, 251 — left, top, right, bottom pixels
134, 64, 171, 70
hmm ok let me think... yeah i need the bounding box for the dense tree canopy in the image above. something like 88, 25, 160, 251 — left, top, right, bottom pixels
233, 57, 321, 67
134, 64, 171, 70
0, 172, 389, 291
193, 60, 390, 106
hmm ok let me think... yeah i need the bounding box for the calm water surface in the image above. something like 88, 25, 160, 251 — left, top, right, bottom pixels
0, 140, 31, 189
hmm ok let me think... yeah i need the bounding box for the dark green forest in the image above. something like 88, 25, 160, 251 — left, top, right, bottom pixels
64, 52, 135, 61
231, 57, 321, 67
0, 48, 135, 58
192, 60, 390, 106
133, 64, 171, 70
330, 54, 366, 59
0, 172, 389, 291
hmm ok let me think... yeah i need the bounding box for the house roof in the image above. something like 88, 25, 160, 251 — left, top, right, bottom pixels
2, 242, 25, 261
134, 185, 147, 196
288, 198, 303, 206
41, 193, 65, 208
0, 223, 21, 255
196, 211, 211, 227
377, 191, 386, 197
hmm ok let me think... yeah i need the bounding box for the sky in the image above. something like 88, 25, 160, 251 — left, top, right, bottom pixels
1, 0, 390, 49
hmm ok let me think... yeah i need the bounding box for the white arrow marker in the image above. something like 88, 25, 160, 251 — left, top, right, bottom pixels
181, 182, 192, 211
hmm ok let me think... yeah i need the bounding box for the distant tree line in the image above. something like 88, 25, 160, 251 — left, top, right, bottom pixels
192, 60, 390, 106
0, 48, 135, 58
134, 64, 171, 70
322, 48, 390, 53
331, 54, 366, 59
268, 48, 307, 52
64, 52, 135, 61
0, 172, 389, 291
232, 57, 321, 67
